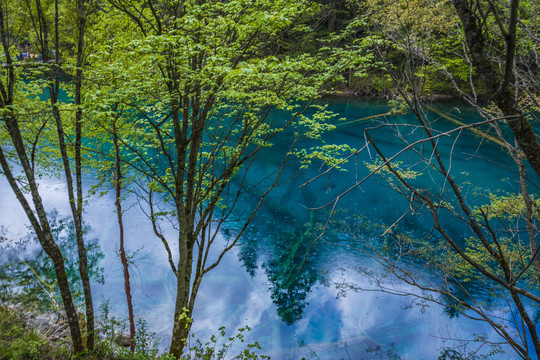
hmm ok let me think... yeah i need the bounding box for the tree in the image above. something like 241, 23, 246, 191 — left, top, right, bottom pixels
85, 98, 137, 351
307, 0, 540, 358
0, 0, 96, 354
450, 0, 540, 177
82, 0, 355, 356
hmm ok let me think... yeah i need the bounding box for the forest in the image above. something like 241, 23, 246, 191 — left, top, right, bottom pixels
0, 0, 539, 359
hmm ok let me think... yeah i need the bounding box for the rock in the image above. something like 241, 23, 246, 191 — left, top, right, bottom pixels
49, 323, 70, 341
1, 302, 72, 345
116, 333, 132, 347
34, 314, 52, 332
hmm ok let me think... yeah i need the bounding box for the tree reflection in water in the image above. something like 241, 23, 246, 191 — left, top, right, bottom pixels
0, 210, 104, 310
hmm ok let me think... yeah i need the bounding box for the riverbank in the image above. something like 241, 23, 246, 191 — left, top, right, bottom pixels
0, 303, 70, 360
322, 70, 490, 103
323, 88, 463, 102
0, 302, 147, 360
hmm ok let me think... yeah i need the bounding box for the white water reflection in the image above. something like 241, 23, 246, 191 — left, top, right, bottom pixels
0, 98, 527, 359
0, 173, 519, 359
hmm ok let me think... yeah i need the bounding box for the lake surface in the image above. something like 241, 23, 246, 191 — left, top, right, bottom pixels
0, 98, 529, 359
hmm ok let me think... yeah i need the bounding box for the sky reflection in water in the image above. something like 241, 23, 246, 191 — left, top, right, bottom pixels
0, 98, 525, 359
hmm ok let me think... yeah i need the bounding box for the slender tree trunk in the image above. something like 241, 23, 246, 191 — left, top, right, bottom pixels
0, 3, 87, 354
511, 291, 540, 359
73, 0, 95, 349
168, 98, 193, 358
516, 149, 540, 281
112, 118, 136, 352
451, 0, 540, 178
0, 126, 85, 354
36, 0, 95, 350
170, 235, 194, 358
42, 0, 95, 349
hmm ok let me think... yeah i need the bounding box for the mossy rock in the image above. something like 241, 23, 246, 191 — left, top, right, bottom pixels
0, 305, 69, 360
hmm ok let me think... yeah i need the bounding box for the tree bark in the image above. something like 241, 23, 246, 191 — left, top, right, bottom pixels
0, 3, 84, 352
169, 233, 194, 358
0, 125, 85, 354
113, 117, 136, 352
511, 291, 540, 358
74, 0, 95, 349
451, 0, 540, 178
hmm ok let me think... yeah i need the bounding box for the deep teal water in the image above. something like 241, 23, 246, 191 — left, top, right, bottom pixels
0, 97, 532, 359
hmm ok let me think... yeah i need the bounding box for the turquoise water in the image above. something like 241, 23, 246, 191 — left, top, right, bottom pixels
0, 98, 530, 359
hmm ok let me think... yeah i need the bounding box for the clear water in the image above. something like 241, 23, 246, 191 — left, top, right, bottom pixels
0, 98, 529, 359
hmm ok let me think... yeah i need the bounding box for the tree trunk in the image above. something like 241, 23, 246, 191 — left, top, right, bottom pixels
113, 118, 136, 351
511, 291, 540, 358
0, 3, 86, 353
73, 0, 95, 349
0, 123, 85, 354
451, 0, 540, 178
169, 236, 194, 358
43, 0, 95, 349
